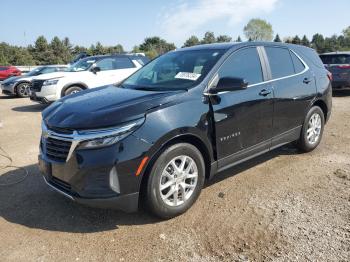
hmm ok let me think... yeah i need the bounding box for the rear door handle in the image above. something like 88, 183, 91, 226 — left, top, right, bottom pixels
259, 89, 272, 96
303, 78, 311, 84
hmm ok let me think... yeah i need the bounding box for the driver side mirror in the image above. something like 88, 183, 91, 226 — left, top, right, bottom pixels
209, 77, 248, 94
91, 66, 101, 74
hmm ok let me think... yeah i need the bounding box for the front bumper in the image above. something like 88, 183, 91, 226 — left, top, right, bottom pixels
0, 82, 16, 95
30, 85, 58, 103
38, 134, 152, 212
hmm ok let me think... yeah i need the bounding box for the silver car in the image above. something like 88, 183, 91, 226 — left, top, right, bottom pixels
0, 65, 67, 97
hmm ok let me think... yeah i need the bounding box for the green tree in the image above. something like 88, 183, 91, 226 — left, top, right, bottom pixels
201, 32, 216, 44
243, 19, 273, 41
236, 36, 242, 42
301, 35, 310, 47
273, 34, 282, 42
292, 35, 301, 45
183, 36, 200, 47
216, 35, 232, 43
138, 37, 176, 58
311, 33, 325, 53
343, 26, 350, 38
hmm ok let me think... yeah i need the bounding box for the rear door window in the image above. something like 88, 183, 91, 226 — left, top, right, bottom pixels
114, 57, 135, 69
96, 58, 115, 71
265, 47, 295, 79
218, 47, 263, 85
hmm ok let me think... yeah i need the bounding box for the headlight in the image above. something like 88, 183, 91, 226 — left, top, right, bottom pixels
77, 119, 144, 149
43, 79, 60, 86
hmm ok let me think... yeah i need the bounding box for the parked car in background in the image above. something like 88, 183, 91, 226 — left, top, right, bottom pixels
38, 42, 332, 218
320, 52, 350, 89
0, 66, 21, 81
1, 65, 68, 97
30, 54, 150, 103
69, 52, 90, 65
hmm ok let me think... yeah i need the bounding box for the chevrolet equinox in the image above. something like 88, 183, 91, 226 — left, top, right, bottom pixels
39, 42, 332, 218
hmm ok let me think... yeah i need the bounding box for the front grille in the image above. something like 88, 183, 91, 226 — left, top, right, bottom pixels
30, 80, 45, 92
45, 137, 72, 162
48, 126, 74, 135
50, 176, 72, 192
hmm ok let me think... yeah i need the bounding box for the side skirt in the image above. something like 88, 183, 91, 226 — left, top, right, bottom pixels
210, 126, 302, 178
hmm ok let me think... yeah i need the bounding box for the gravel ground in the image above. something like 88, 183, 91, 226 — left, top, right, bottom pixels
0, 92, 349, 262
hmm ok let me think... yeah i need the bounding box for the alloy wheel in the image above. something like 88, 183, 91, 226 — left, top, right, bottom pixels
159, 155, 198, 207
307, 113, 322, 144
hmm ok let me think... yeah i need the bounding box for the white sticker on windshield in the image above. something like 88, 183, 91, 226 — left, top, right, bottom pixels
175, 72, 201, 81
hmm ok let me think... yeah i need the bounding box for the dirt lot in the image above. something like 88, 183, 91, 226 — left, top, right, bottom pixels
0, 92, 349, 262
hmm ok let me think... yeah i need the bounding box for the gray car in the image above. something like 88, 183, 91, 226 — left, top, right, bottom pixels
320, 52, 350, 89
0, 65, 67, 97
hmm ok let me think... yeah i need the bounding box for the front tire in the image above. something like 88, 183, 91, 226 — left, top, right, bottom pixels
145, 143, 205, 219
16, 82, 30, 98
297, 106, 325, 152
64, 86, 83, 96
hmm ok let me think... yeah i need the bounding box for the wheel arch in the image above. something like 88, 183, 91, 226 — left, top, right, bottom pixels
312, 99, 328, 122
61, 82, 88, 97
138, 133, 212, 203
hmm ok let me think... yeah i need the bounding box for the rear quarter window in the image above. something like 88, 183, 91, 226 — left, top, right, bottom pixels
296, 47, 324, 69
290, 51, 306, 73
265, 47, 295, 79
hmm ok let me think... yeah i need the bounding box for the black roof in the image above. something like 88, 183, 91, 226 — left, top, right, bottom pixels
178, 41, 313, 52
83, 54, 148, 60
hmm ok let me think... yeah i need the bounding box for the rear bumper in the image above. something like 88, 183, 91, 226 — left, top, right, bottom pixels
332, 80, 350, 89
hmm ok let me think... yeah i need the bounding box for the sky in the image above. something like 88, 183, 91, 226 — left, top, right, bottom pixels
1, 0, 349, 50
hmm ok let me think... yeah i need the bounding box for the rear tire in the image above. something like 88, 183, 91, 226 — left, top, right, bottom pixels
16, 82, 30, 98
145, 143, 205, 219
297, 106, 325, 152
64, 86, 83, 96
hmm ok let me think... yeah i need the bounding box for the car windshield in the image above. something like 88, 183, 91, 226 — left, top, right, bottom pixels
66, 58, 96, 72
122, 49, 225, 91
26, 67, 44, 76
320, 54, 350, 64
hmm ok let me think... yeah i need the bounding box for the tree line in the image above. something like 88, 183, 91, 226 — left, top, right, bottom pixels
0, 19, 349, 66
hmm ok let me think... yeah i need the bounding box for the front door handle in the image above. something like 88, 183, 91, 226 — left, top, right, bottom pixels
259, 89, 272, 96
303, 78, 311, 84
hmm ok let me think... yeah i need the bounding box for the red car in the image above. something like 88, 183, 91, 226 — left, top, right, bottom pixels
0, 66, 21, 81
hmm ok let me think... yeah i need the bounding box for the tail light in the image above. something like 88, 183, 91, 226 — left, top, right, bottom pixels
327, 71, 333, 81
337, 65, 350, 69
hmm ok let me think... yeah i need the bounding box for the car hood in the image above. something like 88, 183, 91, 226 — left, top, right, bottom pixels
2, 75, 30, 84
42, 85, 184, 130
32, 71, 74, 80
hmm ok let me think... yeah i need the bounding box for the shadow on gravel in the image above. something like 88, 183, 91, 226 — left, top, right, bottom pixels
0, 95, 16, 99
0, 164, 160, 233
206, 144, 300, 186
0, 144, 300, 233
12, 103, 47, 112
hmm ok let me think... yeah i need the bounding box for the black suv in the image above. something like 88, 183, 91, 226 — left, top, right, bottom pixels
39, 42, 332, 218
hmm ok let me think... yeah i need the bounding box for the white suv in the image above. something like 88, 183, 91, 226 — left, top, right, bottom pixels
29, 54, 149, 103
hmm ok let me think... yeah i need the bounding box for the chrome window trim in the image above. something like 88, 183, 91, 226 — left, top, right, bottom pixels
204, 48, 310, 95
